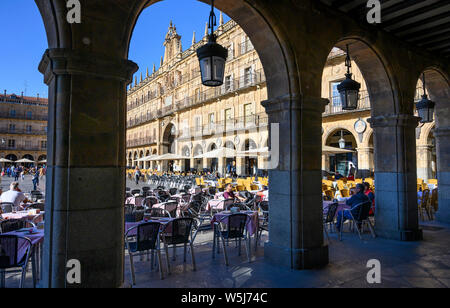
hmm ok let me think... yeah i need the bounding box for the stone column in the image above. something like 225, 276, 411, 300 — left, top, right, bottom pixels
236, 157, 245, 176
435, 127, 450, 223
39, 49, 137, 288
356, 147, 373, 179
368, 114, 422, 241
262, 95, 328, 269
416, 145, 432, 181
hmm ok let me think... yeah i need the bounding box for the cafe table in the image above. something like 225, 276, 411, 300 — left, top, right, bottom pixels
2, 228, 44, 288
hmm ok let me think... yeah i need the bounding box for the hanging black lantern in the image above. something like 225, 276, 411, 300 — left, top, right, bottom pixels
338, 130, 346, 149
196, 0, 227, 87
416, 73, 435, 123
337, 45, 361, 110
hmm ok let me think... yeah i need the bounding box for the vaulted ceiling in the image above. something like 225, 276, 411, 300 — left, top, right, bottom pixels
320, 0, 450, 59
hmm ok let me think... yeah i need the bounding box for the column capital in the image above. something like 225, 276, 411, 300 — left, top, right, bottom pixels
38, 48, 138, 85
261, 93, 329, 115
434, 127, 450, 138
368, 114, 420, 128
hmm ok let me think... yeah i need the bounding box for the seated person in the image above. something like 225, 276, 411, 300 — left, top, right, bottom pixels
0, 182, 31, 210
334, 172, 343, 180
363, 182, 375, 215
256, 186, 269, 201
223, 184, 246, 202
335, 183, 370, 232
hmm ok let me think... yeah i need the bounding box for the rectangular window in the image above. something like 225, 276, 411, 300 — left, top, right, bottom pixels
26, 125, 32, 133
330, 81, 342, 107
25, 140, 32, 148
244, 67, 253, 86
8, 139, 15, 148
26, 111, 33, 119
9, 124, 15, 132
195, 117, 201, 132
244, 103, 253, 126
225, 108, 232, 130
41, 141, 47, 149
225, 75, 232, 92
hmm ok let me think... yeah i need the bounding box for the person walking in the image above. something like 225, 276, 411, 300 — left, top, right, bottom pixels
31, 168, 40, 191
134, 166, 141, 185
13, 166, 19, 181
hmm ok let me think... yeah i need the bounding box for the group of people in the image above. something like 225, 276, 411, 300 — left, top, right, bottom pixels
335, 182, 375, 231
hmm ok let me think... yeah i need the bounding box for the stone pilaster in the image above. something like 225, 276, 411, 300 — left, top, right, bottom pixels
262, 94, 329, 270
416, 145, 433, 181
39, 48, 138, 288
368, 114, 422, 241
435, 127, 450, 224
356, 147, 373, 179
236, 157, 245, 176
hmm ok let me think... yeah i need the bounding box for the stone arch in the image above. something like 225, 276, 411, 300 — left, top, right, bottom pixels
207, 142, 217, 152
38, 154, 47, 161
6, 154, 17, 161
322, 125, 359, 148
242, 138, 257, 151
224, 140, 235, 150
23, 154, 35, 161
162, 122, 176, 154
328, 39, 399, 117
193, 144, 203, 156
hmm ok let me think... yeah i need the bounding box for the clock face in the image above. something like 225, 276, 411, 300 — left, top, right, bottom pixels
354, 119, 367, 134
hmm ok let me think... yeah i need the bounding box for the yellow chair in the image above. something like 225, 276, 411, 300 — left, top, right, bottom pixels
340, 189, 350, 198
428, 179, 438, 185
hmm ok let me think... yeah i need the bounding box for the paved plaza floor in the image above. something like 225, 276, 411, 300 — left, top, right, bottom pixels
2, 177, 450, 288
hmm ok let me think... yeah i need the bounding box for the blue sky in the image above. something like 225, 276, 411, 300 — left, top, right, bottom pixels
0, 0, 229, 98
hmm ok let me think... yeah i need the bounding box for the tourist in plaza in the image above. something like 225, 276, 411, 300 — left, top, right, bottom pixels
231, 161, 237, 178
134, 166, 141, 185
334, 171, 344, 180
13, 166, 19, 181
335, 183, 370, 232
0, 181, 31, 210
223, 183, 246, 202
31, 168, 40, 191
364, 182, 375, 215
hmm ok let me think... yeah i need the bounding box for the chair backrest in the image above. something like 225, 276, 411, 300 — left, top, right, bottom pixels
149, 208, 171, 218
135, 222, 160, 251
30, 203, 45, 211
421, 189, 430, 205
0, 219, 27, 234
165, 218, 194, 245
324, 202, 339, 223
130, 189, 141, 196
143, 196, 159, 208
225, 214, 248, 239
0, 235, 32, 268
430, 188, 438, 211
125, 210, 145, 223
134, 196, 144, 207
169, 188, 178, 196
0, 203, 15, 214
141, 186, 150, 193
353, 201, 372, 222
164, 201, 179, 217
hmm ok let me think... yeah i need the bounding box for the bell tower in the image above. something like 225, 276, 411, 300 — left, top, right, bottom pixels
163, 21, 182, 64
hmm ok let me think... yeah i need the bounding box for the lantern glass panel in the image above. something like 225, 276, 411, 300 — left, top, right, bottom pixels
200, 57, 211, 83
213, 56, 225, 82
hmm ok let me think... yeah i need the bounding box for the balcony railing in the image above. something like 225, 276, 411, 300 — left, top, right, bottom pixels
0, 128, 47, 135
323, 91, 370, 115
0, 145, 45, 151
177, 113, 269, 140
126, 137, 157, 148
0, 112, 48, 121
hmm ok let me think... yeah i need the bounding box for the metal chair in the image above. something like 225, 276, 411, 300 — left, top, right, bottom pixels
160, 218, 196, 274
214, 213, 250, 266
130, 189, 141, 196
125, 222, 164, 284
0, 219, 30, 234
169, 188, 178, 196
256, 201, 269, 249
30, 203, 45, 211
0, 235, 33, 288
323, 202, 339, 244
339, 201, 376, 241
0, 203, 15, 214
147, 208, 172, 218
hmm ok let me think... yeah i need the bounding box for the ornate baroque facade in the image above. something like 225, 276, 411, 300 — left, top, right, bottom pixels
0, 92, 48, 164
126, 21, 436, 179
126, 18, 268, 175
